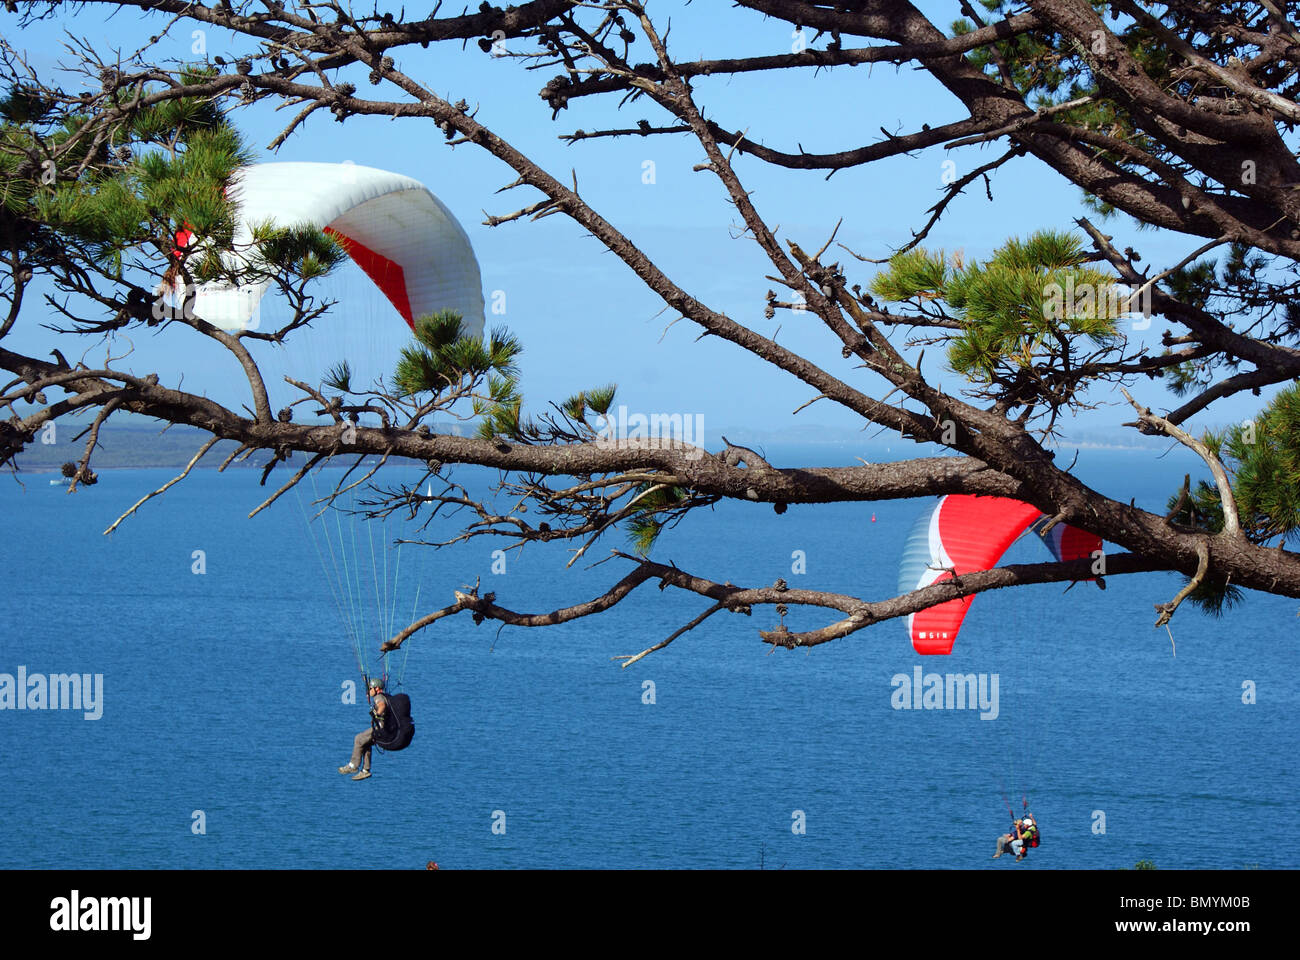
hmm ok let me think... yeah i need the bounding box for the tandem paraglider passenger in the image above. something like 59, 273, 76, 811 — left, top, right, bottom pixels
993, 816, 1038, 861
338, 676, 415, 781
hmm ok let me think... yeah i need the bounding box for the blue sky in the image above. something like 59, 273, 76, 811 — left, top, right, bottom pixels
4, 2, 1268, 446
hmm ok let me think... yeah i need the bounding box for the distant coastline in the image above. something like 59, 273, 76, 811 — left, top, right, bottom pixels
12, 420, 468, 473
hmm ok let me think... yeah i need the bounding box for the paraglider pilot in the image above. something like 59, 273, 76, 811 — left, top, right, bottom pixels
339, 677, 388, 781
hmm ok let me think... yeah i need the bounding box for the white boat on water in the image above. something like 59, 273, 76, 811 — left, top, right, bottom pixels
49, 477, 70, 486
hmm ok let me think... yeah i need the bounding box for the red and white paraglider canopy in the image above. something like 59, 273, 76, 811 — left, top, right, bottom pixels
177, 161, 485, 336
897, 495, 1102, 654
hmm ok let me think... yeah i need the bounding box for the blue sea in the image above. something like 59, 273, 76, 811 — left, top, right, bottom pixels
1, 445, 1296, 869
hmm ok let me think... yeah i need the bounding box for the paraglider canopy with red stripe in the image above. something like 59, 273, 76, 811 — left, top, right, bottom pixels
167, 161, 484, 336
897, 495, 1101, 654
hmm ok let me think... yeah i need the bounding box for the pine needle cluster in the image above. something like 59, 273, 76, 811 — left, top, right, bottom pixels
871, 230, 1124, 384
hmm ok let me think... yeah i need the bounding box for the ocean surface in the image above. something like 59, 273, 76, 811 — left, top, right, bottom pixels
1, 444, 1296, 869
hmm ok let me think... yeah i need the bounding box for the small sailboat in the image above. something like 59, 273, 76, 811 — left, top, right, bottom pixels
871, 512, 876, 523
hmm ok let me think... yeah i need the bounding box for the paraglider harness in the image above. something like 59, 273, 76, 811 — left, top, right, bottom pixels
1022, 819, 1040, 849
367, 677, 415, 752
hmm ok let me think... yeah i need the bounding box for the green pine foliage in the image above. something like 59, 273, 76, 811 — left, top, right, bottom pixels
626, 483, 691, 556
5, 74, 253, 276
393, 311, 522, 404
323, 360, 353, 394
475, 391, 525, 440
1209, 383, 1300, 547
559, 384, 617, 422
0, 68, 345, 295
1152, 244, 1279, 398
953, 0, 1090, 101
473, 378, 617, 445
1161, 470, 1244, 616
1165, 382, 1300, 613
1161, 360, 1204, 398
1162, 258, 1219, 312
4, 71, 550, 494
871, 230, 1123, 384
951, 1, 1241, 226
869, 248, 948, 303
389, 312, 528, 444
233, 218, 347, 287
1168, 383, 1300, 548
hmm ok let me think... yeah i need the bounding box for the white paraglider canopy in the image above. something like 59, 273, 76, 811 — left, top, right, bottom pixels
175, 161, 485, 338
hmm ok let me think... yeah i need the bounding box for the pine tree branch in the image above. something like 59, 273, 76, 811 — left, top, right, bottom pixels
1121, 386, 1241, 538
